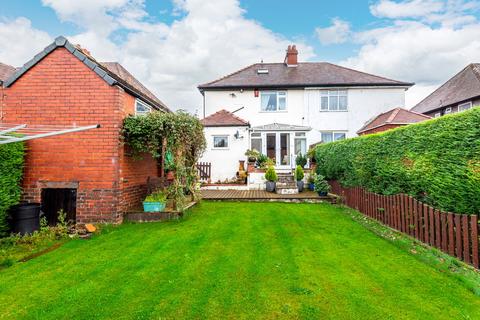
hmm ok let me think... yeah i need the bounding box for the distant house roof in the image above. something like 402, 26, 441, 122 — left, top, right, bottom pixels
0, 62, 16, 83
200, 109, 249, 127
198, 62, 413, 90
412, 63, 480, 114
2, 36, 169, 112
357, 107, 431, 134
251, 123, 311, 132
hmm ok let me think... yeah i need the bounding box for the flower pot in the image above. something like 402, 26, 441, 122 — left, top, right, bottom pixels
166, 171, 175, 181
317, 191, 328, 197
297, 180, 304, 192
265, 181, 276, 192
143, 201, 166, 212
308, 182, 315, 191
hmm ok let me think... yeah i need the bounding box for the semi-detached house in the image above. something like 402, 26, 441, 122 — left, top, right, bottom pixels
198, 45, 413, 184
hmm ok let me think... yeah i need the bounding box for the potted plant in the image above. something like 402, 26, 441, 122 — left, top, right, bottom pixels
256, 154, 268, 168
143, 190, 168, 212
245, 149, 260, 163
295, 153, 307, 168
314, 174, 330, 196
264, 165, 278, 192
307, 173, 315, 191
295, 165, 304, 192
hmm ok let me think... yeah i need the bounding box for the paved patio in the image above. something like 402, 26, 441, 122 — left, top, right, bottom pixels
201, 189, 333, 201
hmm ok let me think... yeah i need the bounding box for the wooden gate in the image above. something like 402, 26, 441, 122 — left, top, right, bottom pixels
196, 162, 211, 181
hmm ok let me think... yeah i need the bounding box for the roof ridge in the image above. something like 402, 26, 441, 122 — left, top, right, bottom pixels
386, 107, 401, 123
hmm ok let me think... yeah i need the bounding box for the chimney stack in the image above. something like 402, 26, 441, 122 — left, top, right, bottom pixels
284, 45, 298, 67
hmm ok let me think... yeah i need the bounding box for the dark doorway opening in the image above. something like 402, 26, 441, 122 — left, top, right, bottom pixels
41, 188, 77, 225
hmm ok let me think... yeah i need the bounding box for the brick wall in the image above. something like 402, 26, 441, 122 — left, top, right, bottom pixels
2, 47, 158, 222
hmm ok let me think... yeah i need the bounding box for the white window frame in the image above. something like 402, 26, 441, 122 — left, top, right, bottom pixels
250, 132, 262, 153
294, 132, 307, 155
458, 101, 472, 112
434, 112, 441, 118
320, 131, 347, 143
213, 135, 229, 149
444, 107, 452, 114
320, 90, 348, 112
260, 91, 287, 112
135, 99, 152, 116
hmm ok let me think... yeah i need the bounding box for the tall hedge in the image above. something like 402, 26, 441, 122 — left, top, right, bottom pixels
0, 142, 25, 236
315, 108, 480, 214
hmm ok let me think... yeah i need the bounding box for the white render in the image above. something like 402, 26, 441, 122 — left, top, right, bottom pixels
200, 86, 407, 183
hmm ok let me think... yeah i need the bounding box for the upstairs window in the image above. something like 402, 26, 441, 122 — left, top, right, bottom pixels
261, 91, 287, 112
135, 100, 152, 116
320, 131, 346, 143
320, 90, 348, 111
458, 102, 472, 112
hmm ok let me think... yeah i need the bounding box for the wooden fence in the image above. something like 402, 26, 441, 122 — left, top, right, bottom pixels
329, 181, 479, 269
196, 162, 211, 181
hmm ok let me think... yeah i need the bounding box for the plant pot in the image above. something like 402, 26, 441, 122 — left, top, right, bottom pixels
143, 201, 166, 212
166, 171, 175, 181
265, 181, 276, 192
297, 180, 304, 192
308, 182, 315, 191
317, 191, 328, 197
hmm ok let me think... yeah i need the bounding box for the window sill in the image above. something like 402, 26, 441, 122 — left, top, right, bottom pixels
319, 110, 348, 112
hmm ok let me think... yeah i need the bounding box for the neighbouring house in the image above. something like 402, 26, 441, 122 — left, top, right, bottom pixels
0, 36, 170, 224
357, 107, 431, 135
198, 45, 413, 185
412, 63, 480, 117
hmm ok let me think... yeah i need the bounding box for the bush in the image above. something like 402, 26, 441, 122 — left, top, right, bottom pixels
315, 108, 480, 214
0, 142, 25, 237
144, 190, 168, 203
295, 153, 307, 168
256, 154, 268, 168
314, 174, 330, 193
295, 165, 304, 181
264, 166, 278, 182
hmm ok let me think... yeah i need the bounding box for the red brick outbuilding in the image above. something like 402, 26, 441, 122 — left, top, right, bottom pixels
357, 107, 431, 135
0, 36, 170, 224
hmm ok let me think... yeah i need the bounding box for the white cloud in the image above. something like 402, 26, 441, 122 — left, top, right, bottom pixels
0, 17, 52, 66
340, 0, 480, 108
370, 0, 445, 19
315, 18, 351, 45
35, 0, 314, 112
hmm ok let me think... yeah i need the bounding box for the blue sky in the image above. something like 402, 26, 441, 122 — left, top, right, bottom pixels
1, 0, 480, 111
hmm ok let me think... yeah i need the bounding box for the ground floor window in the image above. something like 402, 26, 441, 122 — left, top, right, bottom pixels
320, 131, 346, 143
213, 135, 229, 149
250, 132, 262, 153
294, 132, 307, 155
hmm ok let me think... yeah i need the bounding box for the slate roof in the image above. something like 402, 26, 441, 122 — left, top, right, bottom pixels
199, 62, 413, 90
2, 36, 169, 112
412, 63, 480, 114
0, 62, 16, 83
201, 109, 249, 127
357, 107, 431, 134
251, 123, 311, 131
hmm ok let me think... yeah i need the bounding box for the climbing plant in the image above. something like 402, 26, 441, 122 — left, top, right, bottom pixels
123, 111, 206, 210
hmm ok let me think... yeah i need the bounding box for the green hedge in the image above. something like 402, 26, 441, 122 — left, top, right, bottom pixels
0, 142, 25, 236
315, 108, 480, 214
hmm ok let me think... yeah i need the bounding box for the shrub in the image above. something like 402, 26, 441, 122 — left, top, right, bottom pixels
315, 108, 480, 214
314, 174, 330, 193
295, 165, 304, 181
0, 142, 25, 237
295, 153, 307, 168
144, 190, 168, 203
264, 166, 278, 182
256, 154, 268, 168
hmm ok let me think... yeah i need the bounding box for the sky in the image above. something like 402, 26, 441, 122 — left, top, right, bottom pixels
1, 0, 480, 114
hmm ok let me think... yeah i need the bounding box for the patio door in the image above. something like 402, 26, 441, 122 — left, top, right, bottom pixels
279, 133, 290, 168
261, 132, 291, 169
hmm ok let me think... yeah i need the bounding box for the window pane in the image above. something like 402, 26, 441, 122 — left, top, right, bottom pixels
136, 101, 151, 115
278, 96, 286, 110
214, 136, 228, 148
321, 132, 333, 143
334, 132, 346, 141
251, 138, 262, 153
459, 103, 471, 111
338, 96, 347, 110
320, 90, 329, 96
330, 96, 339, 110
295, 138, 306, 155
251, 132, 261, 137
261, 92, 277, 111
329, 90, 339, 96
321, 96, 329, 110
295, 132, 306, 137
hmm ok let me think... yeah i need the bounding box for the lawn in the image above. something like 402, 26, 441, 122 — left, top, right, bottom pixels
0, 202, 479, 319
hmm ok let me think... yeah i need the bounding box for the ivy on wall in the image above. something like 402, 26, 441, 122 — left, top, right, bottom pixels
123, 111, 206, 210
315, 108, 480, 214
0, 142, 25, 236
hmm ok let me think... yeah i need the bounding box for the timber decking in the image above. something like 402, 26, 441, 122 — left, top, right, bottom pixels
201, 190, 332, 201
